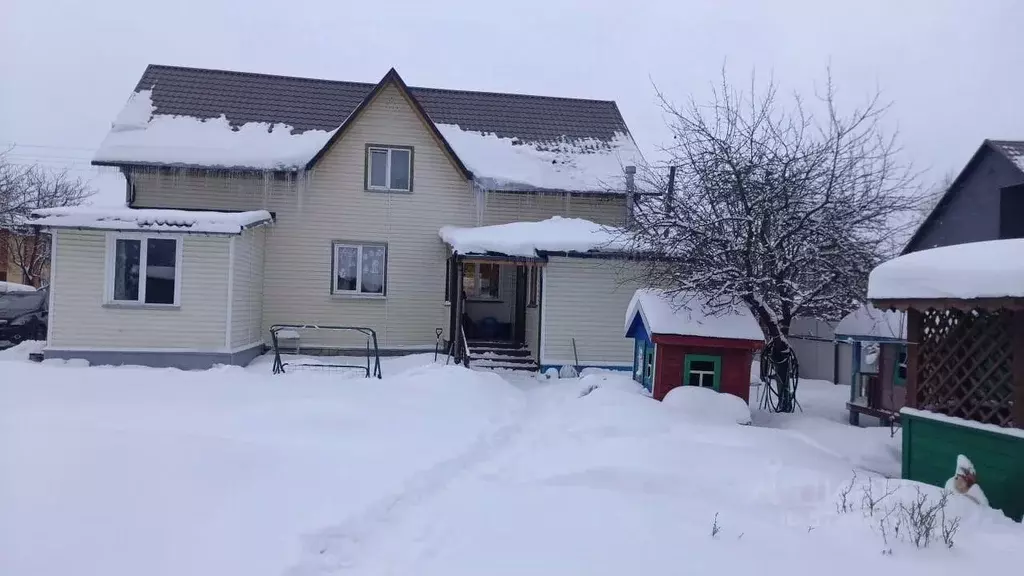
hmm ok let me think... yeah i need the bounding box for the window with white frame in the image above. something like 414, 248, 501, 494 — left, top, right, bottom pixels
108, 235, 181, 305
366, 146, 412, 191
333, 242, 387, 295
462, 262, 500, 300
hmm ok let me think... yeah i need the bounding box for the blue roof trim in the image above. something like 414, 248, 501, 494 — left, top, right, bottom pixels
625, 310, 650, 341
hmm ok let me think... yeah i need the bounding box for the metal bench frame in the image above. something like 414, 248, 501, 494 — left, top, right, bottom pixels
269, 324, 382, 378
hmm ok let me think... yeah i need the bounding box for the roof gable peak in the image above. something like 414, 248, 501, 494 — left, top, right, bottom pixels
303, 68, 473, 178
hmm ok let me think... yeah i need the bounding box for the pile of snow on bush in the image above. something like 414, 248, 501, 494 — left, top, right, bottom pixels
662, 386, 752, 425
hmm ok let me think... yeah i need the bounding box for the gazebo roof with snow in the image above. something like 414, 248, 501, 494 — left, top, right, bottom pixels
869, 238, 1024, 309
835, 304, 907, 343
624, 289, 764, 344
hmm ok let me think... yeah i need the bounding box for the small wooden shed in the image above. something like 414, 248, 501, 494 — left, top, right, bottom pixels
869, 239, 1024, 521
624, 289, 764, 402
835, 304, 908, 425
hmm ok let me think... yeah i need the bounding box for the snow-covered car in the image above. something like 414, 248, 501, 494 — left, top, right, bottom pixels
0, 287, 48, 346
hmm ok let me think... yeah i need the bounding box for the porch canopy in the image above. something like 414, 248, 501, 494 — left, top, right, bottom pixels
868, 238, 1024, 428
438, 216, 627, 260
835, 303, 907, 343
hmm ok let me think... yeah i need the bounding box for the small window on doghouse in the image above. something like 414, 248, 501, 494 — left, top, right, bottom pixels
684, 355, 721, 391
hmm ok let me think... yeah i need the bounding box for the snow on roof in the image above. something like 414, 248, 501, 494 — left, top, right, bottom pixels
92, 88, 640, 193
93, 90, 337, 170
439, 217, 625, 257
31, 207, 273, 234
436, 124, 641, 193
0, 281, 36, 293
835, 304, 907, 341
868, 239, 1024, 300
625, 289, 764, 342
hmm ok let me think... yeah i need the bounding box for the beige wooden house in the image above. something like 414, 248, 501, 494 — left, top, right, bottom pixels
32, 65, 643, 370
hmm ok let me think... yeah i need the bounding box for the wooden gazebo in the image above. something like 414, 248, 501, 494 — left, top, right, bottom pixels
869, 239, 1024, 521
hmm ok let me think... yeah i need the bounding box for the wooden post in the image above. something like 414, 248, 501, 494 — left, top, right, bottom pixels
906, 308, 921, 410
1013, 311, 1024, 428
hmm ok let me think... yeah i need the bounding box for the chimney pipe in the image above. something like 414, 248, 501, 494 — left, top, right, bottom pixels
624, 165, 636, 224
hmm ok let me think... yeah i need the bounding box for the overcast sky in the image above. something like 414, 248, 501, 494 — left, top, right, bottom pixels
2, 0, 1022, 206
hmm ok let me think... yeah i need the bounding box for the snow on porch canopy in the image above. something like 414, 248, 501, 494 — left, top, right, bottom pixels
868, 238, 1024, 301
30, 207, 273, 235
835, 304, 907, 342
439, 217, 627, 258
624, 289, 764, 342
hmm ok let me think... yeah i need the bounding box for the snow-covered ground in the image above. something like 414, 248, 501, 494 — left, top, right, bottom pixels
1, 345, 1020, 576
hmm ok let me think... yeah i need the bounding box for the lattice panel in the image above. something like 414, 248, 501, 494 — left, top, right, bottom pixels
916, 308, 1016, 427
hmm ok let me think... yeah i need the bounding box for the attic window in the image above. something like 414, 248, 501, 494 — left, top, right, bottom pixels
366, 145, 413, 192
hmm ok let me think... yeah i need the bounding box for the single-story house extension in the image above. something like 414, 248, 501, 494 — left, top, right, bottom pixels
32, 64, 646, 369
624, 289, 763, 401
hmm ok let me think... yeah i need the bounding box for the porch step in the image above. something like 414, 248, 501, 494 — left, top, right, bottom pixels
471, 358, 540, 371
466, 340, 538, 372
467, 340, 525, 350
469, 352, 536, 364
468, 347, 533, 358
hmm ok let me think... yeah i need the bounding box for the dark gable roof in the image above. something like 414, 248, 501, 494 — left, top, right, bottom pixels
902, 139, 1024, 254
134, 64, 632, 145
988, 140, 1024, 167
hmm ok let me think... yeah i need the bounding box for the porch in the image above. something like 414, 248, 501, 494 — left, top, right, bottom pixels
446, 254, 542, 371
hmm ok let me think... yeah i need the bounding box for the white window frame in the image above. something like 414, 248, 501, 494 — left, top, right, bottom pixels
332, 241, 388, 296
366, 146, 412, 192
691, 370, 716, 388
104, 233, 184, 307
463, 262, 501, 301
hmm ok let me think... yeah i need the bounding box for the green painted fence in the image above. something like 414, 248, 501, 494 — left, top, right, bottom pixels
902, 408, 1024, 521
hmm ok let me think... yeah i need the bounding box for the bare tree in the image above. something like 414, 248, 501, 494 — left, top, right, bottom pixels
1, 151, 94, 285
624, 70, 923, 412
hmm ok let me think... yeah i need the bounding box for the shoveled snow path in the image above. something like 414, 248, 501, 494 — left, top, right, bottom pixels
288, 387, 534, 575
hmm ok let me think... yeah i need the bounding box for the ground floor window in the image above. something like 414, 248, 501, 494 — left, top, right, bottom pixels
107, 235, 181, 305
463, 262, 500, 300
684, 354, 721, 391
333, 242, 387, 295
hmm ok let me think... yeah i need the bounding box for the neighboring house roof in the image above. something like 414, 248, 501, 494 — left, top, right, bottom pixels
869, 238, 1024, 301
439, 217, 625, 257
624, 289, 763, 342
93, 64, 642, 193
30, 207, 273, 235
835, 304, 906, 342
903, 139, 1024, 254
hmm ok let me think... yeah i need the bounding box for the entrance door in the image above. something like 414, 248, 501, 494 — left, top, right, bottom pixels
642, 343, 655, 391
684, 354, 721, 391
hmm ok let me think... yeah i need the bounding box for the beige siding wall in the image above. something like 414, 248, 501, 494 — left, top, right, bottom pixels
230, 227, 266, 348
49, 230, 230, 350
132, 82, 476, 349
540, 256, 643, 368
482, 192, 627, 226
